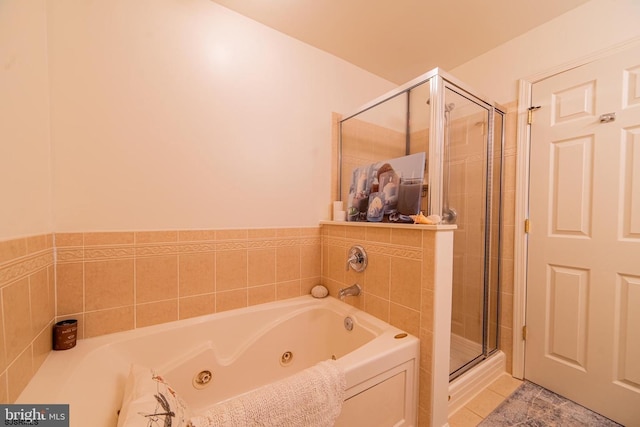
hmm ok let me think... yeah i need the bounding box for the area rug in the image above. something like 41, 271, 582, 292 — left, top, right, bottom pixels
479, 380, 622, 426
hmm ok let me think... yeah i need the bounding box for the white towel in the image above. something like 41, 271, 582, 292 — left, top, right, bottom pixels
188, 360, 346, 427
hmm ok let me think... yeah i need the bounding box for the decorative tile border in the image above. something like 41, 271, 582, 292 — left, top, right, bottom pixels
52, 230, 321, 263
322, 236, 423, 260
0, 250, 54, 288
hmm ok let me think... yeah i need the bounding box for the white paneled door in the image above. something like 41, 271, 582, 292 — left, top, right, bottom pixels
526, 43, 640, 426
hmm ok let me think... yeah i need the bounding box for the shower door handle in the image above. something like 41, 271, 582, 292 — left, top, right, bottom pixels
442, 208, 457, 224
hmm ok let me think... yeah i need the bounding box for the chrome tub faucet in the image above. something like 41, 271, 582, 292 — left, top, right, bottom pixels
338, 283, 362, 300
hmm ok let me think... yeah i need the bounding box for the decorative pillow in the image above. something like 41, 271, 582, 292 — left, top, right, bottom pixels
117, 364, 191, 427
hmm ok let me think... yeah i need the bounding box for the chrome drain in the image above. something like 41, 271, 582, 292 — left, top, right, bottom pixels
193, 370, 213, 389
280, 351, 294, 366
344, 317, 354, 331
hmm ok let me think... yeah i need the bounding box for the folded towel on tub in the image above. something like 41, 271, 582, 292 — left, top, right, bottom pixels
188, 359, 346, 427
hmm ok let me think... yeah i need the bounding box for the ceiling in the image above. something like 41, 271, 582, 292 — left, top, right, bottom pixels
211, 0, 591, 84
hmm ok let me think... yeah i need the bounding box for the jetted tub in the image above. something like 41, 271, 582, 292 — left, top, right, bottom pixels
19, 295, 420, 426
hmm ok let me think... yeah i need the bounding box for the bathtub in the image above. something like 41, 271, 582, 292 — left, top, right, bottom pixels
19, 295, 419, 426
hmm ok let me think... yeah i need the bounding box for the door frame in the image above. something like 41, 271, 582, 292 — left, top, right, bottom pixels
512, 36, 640, 379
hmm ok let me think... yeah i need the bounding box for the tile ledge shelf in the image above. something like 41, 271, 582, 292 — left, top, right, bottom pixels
319, 220, 457, 231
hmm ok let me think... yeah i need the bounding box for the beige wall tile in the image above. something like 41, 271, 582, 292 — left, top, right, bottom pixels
0, 238, 26, 264
499, 290, 514, 328
326, 225, 345, 238
179, 294, 215, 320
29, 268, 53, 335
248, 285, 275, 306
345, 270, 365, 291
216, 289, 247, 312
300, 227, 320, 237
84, 306, 134, 338
365, 227, 391, 243
420, 328, 433, 376
0, 372, 7, 404
345, 226, 366, 241
135, 231, 177, 244
247, 249, 275, 287
136, 255, 178, 303
300, 244, 321, 278
84, 232, 134, 246
136, 300, 178, 328
301, 277, 319, 295
391, 228, 422, 247
248, 229, 277, 239
216, 250, 247, 291
420, 289, 434, 332
389, 303, 420, 337
342, 293, 364, 310
501, 258, 514, 295
421, 230, 435, 258
56, 262, 84, 315
32, 325, 53, 373
178, 230, 216, 241
418, 406, 430, 427
364, 293, 389, 323
217, 229, 247, 240
321, 243, 329, 278
54, 233, 83, 247
7, 348, 32, 403
47, 263, 55, 306
25, 235, 48, 254
276, 280, 300, 300
364, 252, 390, 299
390, 257, 422, 310
276, 245, 300, 282
2, 279, 33, 363
418, 368, 432, 426
326, 245, 346, 283
277, 228, 301, 238
503, 154, 517, 192
500, 324, 513, 375
85, 259, 134, 310
179, 253, 215, 296
0, 299, 6, 373
322, 279, 341, 300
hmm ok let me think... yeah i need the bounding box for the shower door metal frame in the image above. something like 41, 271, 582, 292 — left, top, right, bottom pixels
437, 80, 505, 381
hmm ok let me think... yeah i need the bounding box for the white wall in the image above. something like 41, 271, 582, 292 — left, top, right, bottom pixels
451, 0, 640, 104
47, 0, 395, 232
0, 0, 52, 240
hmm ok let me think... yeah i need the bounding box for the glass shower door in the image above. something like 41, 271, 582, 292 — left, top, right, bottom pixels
442, 87, 499, 379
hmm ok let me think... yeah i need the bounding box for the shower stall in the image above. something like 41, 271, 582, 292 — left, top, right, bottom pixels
338, 68, 505, 382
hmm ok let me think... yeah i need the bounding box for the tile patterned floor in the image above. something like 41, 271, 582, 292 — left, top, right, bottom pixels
448, 374, 524, 427
478, 381, 622, 427
448, 375, 622, 427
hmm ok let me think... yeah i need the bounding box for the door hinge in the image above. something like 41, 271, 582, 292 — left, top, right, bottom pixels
524, 219, 530, 234
522, 325, 528, 341
527, 106, 541, 125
